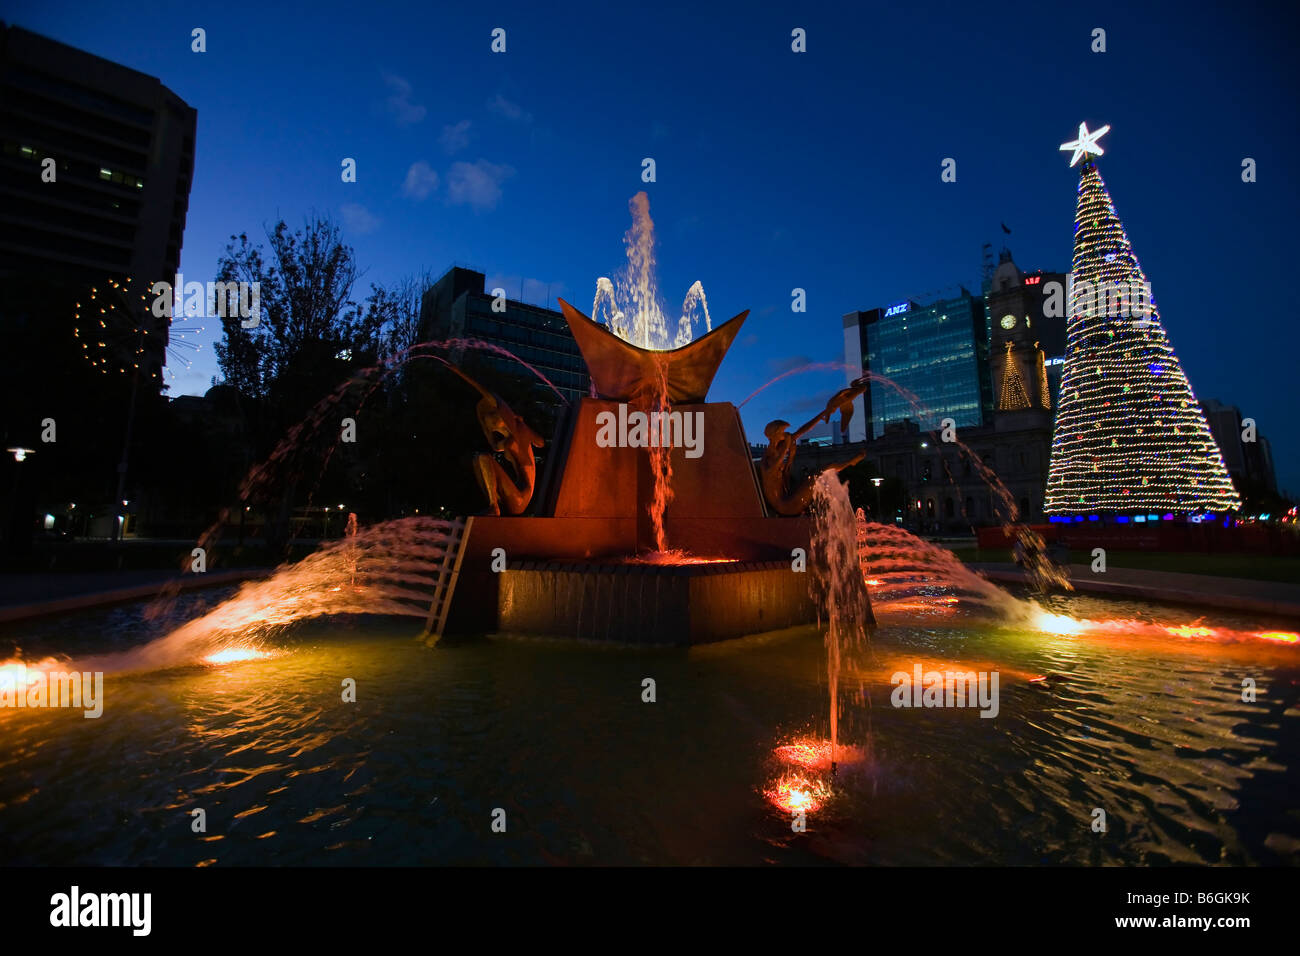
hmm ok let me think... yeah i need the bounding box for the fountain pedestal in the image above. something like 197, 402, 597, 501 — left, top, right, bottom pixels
442, 301, 820, 644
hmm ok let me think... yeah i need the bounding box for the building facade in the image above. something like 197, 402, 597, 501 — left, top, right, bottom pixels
418, 267, 589, 404
813, 254, 1072, 530
0, 24, 196, 377
983, 251, 1068, 412
843, 289, 992, 442
1201, 398, 1277, 497
0, 25, 196, 287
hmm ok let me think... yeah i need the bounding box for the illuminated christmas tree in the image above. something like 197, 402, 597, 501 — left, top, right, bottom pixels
1044, 123, 1240, 516
997, 343, 1031, 410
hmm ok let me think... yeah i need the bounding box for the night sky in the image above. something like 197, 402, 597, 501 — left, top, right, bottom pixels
10, 0, 1297, 491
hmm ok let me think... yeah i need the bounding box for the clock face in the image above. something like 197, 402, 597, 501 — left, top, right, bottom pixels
1000, 314, 1017, 330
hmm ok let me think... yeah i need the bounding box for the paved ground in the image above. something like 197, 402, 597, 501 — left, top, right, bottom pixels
0, 568, 269, 624
0, 570, 181, 606
972, 562, 1300, 619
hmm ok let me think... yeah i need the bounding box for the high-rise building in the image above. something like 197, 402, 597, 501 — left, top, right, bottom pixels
1201, 398, 1277, 496
0, 24, 196, 292
843, 288, 991, 441
419, 267, 589, 404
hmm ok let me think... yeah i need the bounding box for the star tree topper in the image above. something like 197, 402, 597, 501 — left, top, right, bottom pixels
1060, 121, 1111, 166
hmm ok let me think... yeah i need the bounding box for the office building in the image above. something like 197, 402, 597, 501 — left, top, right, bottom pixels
419, 266, 589, 404
843, 288, 991, 442
0, 24, 196, 289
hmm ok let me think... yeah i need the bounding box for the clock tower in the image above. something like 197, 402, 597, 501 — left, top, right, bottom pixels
985, 250, 1065, 415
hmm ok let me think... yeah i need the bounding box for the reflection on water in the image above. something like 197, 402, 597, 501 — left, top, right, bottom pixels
0, 593, 1296, 865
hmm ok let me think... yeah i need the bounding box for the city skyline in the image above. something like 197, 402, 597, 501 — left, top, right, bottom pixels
9, 0, 1296, 491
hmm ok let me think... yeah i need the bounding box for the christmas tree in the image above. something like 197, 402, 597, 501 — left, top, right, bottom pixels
997, 343, 1031, 411
1044, 123, 1240, 516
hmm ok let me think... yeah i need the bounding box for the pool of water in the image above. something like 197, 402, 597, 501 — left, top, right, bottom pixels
1, 591, 1297, 865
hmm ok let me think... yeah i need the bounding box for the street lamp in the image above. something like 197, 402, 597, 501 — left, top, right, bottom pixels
871, 477, 883, 522
6, 447, 35, 550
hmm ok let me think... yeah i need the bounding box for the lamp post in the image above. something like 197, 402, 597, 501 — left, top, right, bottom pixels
871, 477, 883, 523
6, 446, 35, 553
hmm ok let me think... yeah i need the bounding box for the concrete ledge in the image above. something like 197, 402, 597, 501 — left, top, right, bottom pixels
977, 567, 1300, 620
0, 569, 271, 625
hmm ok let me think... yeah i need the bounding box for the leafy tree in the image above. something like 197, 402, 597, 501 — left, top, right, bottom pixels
213, 215, 381, 415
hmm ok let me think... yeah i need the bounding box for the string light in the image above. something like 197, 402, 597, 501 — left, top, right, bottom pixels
71, 275, 204, 382
998, 342, 1031, 410
1034, 343, 1051, 409
1044, 131, 1240, 516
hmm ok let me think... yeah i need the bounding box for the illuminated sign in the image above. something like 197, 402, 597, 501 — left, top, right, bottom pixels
1024, 276, 1042, 285
884, 302, 910, 317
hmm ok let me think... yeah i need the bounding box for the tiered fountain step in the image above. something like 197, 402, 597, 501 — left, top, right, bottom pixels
444, 515, 817, 645
493, 558, 811, 645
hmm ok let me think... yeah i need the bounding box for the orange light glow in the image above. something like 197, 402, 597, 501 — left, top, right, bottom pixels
1031, 609, 1086, 635
764, 773, 829, 815
0, 657, 59, 691
774, 737, 867, 772
1257, 631, 1300, 644
203, 648, 271, 665
624, 551, 736, 565
1163, 625, 1217, 638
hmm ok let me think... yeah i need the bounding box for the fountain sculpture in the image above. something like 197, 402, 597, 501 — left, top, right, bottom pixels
441, 299, 874, 644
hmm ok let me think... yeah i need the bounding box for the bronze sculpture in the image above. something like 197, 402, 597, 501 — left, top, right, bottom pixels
759, 380, 868, 516
558, 299, 748, 403
447, 366, 544, 516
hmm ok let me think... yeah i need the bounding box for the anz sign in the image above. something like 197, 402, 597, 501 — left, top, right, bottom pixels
884, 301, 910, 318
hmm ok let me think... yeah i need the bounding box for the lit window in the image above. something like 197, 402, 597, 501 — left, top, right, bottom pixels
100, 168, 113, 180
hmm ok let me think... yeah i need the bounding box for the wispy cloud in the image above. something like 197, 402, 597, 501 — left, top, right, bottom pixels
340, 202, 381, 234
382, 73, 426, 125
487, 93, 532, 124
401, 161, 439, 200
446, 160, 515, 211
439, 120, 472, 154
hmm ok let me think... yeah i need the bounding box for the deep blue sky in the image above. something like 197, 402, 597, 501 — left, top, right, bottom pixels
10, 0, 1298, 491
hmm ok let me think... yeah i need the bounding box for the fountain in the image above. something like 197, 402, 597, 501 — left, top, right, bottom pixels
440, 291, 865, 643
422, 192, 876, 645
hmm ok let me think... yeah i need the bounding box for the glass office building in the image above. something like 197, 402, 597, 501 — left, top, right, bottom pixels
419, 267, 589, 404
845, 290, 992, 439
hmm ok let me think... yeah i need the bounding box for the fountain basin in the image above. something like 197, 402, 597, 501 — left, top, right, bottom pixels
446, 515, 818, 643
492, 559, 812, 645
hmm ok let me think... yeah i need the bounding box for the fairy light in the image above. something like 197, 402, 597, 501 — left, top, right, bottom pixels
71, 275, 204, 382
1035, 343, 1051, 409
1044, 124, 1240, 516
997, 342, 1031, 410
